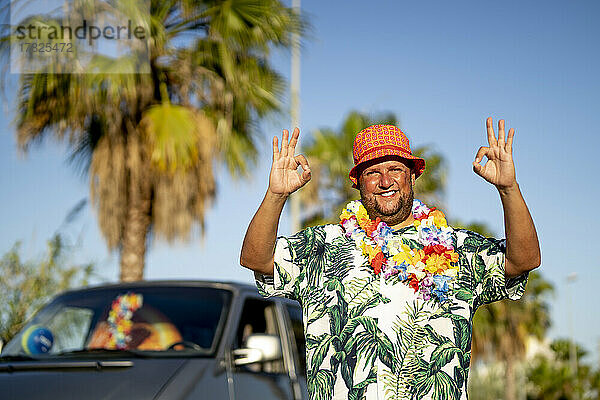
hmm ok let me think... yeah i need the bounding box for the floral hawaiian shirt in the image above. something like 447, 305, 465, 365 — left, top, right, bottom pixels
255, 223, 528, 400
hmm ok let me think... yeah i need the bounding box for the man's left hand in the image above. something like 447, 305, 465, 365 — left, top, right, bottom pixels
473, 117, 517, 190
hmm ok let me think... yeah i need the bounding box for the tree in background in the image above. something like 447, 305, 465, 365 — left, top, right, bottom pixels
0, 234, 94, 343
299, 110, 446, 228
527, 339, 600, 400
469, 271, 554, 400
2, 0, 304, 281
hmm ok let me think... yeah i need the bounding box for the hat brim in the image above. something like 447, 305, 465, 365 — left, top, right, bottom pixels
349, 151, 426, 188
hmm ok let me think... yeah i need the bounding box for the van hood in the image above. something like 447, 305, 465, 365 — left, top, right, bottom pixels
0, 357, 201, 400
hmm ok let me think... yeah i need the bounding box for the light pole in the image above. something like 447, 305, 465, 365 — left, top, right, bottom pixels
289, 0, 301, 234
566, 272, 578, 399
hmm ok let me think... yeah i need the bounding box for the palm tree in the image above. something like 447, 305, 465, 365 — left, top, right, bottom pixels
2, 0, 304, 281
471, 271, 554, 400
528, 339, 597, 400
299, 110, 446, 228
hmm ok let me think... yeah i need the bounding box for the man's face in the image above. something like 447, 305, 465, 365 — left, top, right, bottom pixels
358, 157, 415, 226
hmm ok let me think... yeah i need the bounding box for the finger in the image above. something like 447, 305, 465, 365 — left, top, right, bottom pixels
506, 128, 515, 153
474, 146, 489, 163
288, 127, 300, 156
295, 154, 310, 171
486, 117, 497, 146
281, 129, 289, 157
295, 154, 311, 183
302, 169, 312, 183
497, 119, 506, 145
472, 161, 483, 175
273, 136, 279, 160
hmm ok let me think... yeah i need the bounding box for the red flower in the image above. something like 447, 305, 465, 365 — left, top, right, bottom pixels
372, 252, 385, 275
364, 217, 382, 237
423, 244, 447, 255
409, 274, 419, 292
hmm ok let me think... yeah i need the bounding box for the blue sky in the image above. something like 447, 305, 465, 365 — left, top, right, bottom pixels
2, 0, 599, 361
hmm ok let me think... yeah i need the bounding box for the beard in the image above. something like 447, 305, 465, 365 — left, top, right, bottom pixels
359, 183, 414, 226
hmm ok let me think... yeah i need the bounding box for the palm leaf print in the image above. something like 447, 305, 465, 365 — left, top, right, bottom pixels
381, 301, 430, 399
307, 368, 335, 400
323, 235, 356, 282
274, 262, 292, 290
344, 275, 380, 317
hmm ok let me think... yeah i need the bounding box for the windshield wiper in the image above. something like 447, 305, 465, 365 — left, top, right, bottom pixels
0, 354, 36, 362
55, 348, 148, 358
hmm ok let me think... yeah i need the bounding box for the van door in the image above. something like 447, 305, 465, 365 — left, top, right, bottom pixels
230, 297, 294, 400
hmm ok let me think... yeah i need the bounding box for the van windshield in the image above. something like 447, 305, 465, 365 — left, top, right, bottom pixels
1, 286, 232, 358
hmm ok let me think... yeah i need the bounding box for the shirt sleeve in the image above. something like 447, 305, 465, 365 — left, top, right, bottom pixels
456, 230, 529, 307
254, 227, 317, 300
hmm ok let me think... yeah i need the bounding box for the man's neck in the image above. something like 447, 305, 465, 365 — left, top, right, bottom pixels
387, 214, 415, 230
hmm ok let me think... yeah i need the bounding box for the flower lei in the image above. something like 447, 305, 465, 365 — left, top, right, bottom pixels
340, 199, 459, 302
107, 292, 144, 349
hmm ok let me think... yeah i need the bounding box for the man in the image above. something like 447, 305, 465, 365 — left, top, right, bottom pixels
240, 119, 540, 400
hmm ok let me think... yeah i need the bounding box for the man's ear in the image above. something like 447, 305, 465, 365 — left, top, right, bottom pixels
411, 173, 416, 187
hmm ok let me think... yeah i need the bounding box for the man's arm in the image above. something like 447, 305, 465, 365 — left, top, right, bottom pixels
473, 118, 541, 278
240, 128, 311, 276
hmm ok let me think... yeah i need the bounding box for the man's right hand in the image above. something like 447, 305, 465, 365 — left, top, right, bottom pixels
269, 127, 311, 196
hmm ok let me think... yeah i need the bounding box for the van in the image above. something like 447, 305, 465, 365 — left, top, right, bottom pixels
0, 281, 308, 400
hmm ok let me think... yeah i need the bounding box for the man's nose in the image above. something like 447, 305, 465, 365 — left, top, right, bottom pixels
379, 172, 393, 188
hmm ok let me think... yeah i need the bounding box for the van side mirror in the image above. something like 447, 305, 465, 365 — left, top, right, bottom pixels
232, 333, 282, 366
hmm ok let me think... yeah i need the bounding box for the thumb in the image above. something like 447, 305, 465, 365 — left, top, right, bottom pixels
295, 154, 311, 185
301, 167, 311, 184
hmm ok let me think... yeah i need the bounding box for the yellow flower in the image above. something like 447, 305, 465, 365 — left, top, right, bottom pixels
424, 254, 442, 273
359, 241, 370, 257
392, 247, 411, 265
425, 253, 457, 274
356, 205, 369, 221
392, 245, 423, 266
360, 242, 382, 262
448, 251, 458, 263
340, 209, 353, 221
430, 210, 448, 227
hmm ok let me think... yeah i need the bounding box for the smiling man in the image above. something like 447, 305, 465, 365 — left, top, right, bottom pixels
240, 121, 540, 400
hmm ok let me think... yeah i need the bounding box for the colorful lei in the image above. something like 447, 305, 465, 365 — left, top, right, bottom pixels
340, 199, 459, 302
107, 292, 144, 349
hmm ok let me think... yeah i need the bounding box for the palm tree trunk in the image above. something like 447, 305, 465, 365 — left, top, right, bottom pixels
504, 358, 516, 400
119, 139, 152, 282
119, 182, 151, 281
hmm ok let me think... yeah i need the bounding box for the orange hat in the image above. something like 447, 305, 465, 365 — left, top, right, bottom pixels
349, 124, 425, 188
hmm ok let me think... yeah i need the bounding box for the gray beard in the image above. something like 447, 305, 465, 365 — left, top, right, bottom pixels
359, 185, 414, 226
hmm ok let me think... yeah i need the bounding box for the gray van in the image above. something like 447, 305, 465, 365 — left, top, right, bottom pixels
0, 281, 308, 400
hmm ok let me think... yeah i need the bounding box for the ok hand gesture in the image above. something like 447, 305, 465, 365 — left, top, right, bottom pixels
473, 117, 517, 190
269, 128, 311, 196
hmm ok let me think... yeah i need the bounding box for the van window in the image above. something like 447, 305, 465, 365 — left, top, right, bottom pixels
235, 298, 285, 374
